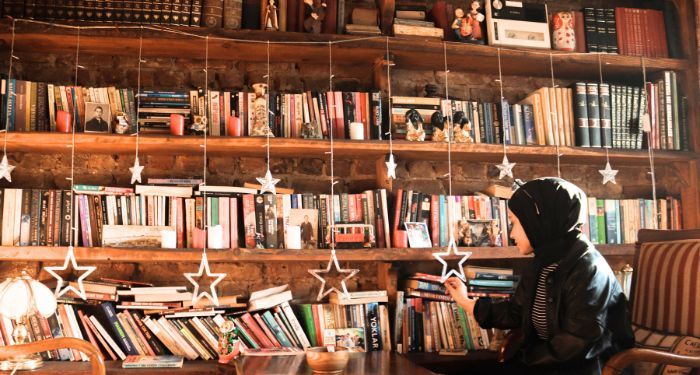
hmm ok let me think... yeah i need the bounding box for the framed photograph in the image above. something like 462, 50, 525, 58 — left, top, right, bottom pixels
405, 222, 432, 248
323, 328, 366, 352
84, 102, 112, 133
289, 208, 318, 249
457, 219, 501, 247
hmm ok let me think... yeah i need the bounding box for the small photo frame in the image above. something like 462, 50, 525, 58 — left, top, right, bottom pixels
84, 102, 112, 133
289, 208, 318, 249
405, 222, 432, 248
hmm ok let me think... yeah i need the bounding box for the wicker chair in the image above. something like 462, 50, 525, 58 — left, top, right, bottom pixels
602, 229, 700, 375
0, 337, 106, 375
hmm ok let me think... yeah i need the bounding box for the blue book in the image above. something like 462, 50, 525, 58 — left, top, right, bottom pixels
100, 302, 139, 355
604, 199, 617, 244
500, 100, 512, 145
616, 200, 622, 244
70, 87, 81, 131
468, 279, 515, 288
522, 104, 536, 144
7, 79, 16, 131
483, 102, 493, 144
261, 311, 294, 347
588, 198, 599, 244
364, 302, 381, 351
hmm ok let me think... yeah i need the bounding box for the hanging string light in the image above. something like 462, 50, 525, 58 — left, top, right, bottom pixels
384, 37, 397, 179
494, 48, 515, 180
596, 54, 618, 185
640, 57, 658, 229
0, 18, 18, 182
256, 41, 280, 194
129, 26, 145, 184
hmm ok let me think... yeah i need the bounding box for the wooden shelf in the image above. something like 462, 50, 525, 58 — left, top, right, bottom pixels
0, 20, 689, 80
0, 243, 633, 263
4, 133, 696, 165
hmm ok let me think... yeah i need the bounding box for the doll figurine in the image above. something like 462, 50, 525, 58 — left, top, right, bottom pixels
453, 1, 485, 43
263, 0, 279, 30
218, 320, 243, 364
552, 11, 575, 51
303, 0, 327, 33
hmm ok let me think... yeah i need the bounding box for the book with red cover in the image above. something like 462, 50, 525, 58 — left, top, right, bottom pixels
240, 312, 275, 348
392, 189, 408, 248
253, 313, 282, 348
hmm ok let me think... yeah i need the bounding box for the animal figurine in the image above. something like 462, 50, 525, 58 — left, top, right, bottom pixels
405, 109, 426, 141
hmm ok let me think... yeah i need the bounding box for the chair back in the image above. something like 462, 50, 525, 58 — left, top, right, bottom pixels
630, 229, 700, 337
0, 337, 106, 375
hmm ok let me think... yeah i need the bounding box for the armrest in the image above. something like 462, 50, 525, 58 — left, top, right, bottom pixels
0, 337, 105, 375
602, 348, 700, 375
497, 330, 523, 363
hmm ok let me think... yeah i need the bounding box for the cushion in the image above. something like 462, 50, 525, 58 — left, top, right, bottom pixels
632, 240, 700, 337
632, 324, 700, 375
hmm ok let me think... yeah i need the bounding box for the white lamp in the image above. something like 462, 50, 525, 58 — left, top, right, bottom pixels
0, 271, 57, 371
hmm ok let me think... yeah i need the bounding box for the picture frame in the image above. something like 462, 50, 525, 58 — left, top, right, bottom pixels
84, 102, 112, 133
404, 222, 432, 248
289, 208, 318, 249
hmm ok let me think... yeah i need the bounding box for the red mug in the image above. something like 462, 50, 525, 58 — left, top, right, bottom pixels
56, 110, 72, 133
170, 114, 185, 136
227, 116, 242, 137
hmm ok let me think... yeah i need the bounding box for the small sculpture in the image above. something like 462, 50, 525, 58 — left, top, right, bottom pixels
452, 1, 485, 44
431, 112, 448, 142
552, 11, 575, 51
218, 319, 243, 364
114, 112, 130, 134
250, 83, 274, 137
303, 0, 327, 34
191, 115, 208, 134
263, 0, 280, 30
405, 109, 425, 142
453, 111, 473, 143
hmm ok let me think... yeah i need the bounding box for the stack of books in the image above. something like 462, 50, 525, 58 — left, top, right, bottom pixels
395, 273, 493, 355
299, 291, 391, 352
392, 3, 444, 40
464, 267, 519, 299
137, 91, 192, 134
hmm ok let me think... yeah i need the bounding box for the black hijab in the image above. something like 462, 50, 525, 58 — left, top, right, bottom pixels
509, 178, 588, 266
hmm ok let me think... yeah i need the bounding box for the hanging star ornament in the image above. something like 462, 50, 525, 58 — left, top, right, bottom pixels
308, 250, 360, 301
44, 246, 97, 300
184, 252, 227, 306
385, 153, 397, 179
599, 161, 618, 185
495, 155, 516, 180
0, 154, 15, 182
433, 236, 472, 283
256, 169, 280, 194
129, 156, 145, 184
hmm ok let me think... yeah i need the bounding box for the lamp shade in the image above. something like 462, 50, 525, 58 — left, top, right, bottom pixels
0, 274, 57, 320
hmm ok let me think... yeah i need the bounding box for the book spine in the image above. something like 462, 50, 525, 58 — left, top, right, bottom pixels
202, 0, 223, 27
100, 302, 139, 355
594, 8, 608, 53
365, 302, 382, 351
598, 83, 612, 148
585, 83, 601, 147
191, 0, 203, 26
605, 8, 618, 54
583, 8, 598, 52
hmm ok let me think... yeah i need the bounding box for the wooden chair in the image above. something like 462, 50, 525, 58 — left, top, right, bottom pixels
0, 337, 106, 375
602, 229, 700, 375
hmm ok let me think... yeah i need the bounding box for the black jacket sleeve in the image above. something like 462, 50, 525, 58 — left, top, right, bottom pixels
524, 258, 615, 366
473, 276, 525, 330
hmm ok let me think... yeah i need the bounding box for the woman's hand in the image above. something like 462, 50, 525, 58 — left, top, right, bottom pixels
444, 277, 476, 315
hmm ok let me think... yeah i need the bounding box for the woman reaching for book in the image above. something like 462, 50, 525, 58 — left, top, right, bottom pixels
445, 177, 634, 375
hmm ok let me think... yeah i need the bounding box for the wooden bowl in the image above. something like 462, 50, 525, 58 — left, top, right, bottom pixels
305, 346, 350, 374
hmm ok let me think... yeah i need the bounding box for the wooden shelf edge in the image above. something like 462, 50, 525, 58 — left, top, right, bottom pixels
0, 243, 633, 263
4, 133, 696, 165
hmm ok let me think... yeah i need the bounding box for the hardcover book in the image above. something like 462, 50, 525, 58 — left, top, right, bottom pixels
122, 355, 184, 368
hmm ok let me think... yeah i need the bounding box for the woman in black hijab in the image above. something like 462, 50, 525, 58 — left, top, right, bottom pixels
445, 178, 634, 375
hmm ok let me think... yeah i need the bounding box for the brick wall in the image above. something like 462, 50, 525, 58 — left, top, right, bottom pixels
0, 30, 689, 300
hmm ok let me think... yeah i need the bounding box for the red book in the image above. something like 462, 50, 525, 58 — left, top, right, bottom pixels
311, 303, 323, 346
430, 195, 439, 247
573, 11, 587, 53
286, 0, 299, 31
82, 312, 118, 361
38, 316, 60, 359
360, 92, 369, 140
429, 0, 450, 41
253, 313, 282, 348
176, 197, 184, 248
230, 197, 239, 248
76, 309, 105, 360
243, 194, 256, 248
392, 189, 408, 248
123, 310, 155, 356
241, 313, 275, 348
334, 91, 344, 139
57, 305, 81, 361
326, 92, 335, 138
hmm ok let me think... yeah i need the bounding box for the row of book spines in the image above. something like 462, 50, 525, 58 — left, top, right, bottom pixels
297, 302, 390, 351
241, 190, 391, 250
197, 90, 383, 140
0, 189, 73, 247
397, 297, 489, 353
0, 80, 137, 133
582, 8, 619, 54
230, 302, 312, 351
615, 7, 668, 58
584, 197, 682, 246
392, 190, 508, 248
3, 0, 203, 27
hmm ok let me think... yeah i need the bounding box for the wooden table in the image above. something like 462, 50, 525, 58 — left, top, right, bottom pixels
0, 352, 436, 375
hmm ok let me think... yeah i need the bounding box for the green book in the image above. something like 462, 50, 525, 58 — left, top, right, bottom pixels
262, 311, 293, 347
596, 199, 606, 244
299, 304, 317, 347
457, 306, 473, 350
210, 197, 219, 226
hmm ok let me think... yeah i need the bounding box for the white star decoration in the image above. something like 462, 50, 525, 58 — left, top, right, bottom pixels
44, 246, 96, 300
256, 169, 280, 195
184, 252, 227, 306
308, 250, 360, 301
599, 162, 618, 185
385, 153, 397, 179
433, 236, 472, 283
495, 155, 516, 179
0, 154, 15, 182
129, 156, 145, 184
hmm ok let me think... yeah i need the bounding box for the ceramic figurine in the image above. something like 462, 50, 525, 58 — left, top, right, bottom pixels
552, 11, 575, 51
263, 0, 280, 30
303, 0, 327, 33
452, 1, 485, 44
218, 320, 243, 365
405, 109, 426, 141
250, 83, 274, 137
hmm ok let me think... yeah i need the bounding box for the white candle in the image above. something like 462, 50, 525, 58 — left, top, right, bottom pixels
287, 226, 302, 249
161, 230, 177, 249
208, 225, 223, 249
349, 122, 364, 140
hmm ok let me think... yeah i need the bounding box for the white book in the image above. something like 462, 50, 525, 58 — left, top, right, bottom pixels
135, 185, 193, 198
156, 317, 199, 360
164, 310, 224, 318
133, 292, 193, 303
191, 317, 219, 351
196, 185, 258, 194
248, 285, 293, 311
89, 315, 127, 360
12, 189, 22, 246
63, 305, 89, 361
142, 316, 184, 357
280, 301, 311, 349
1, 189, 13, 246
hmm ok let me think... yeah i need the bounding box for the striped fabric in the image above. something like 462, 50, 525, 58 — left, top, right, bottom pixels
532, 263, 558, 340
632, 239, 700, 338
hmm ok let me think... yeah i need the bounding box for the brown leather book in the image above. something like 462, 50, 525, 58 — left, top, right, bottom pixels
573, 10, 587, 53
202, 0, 223, 27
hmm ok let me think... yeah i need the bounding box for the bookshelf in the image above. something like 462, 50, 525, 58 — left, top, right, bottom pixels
0, 0, 697, 371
